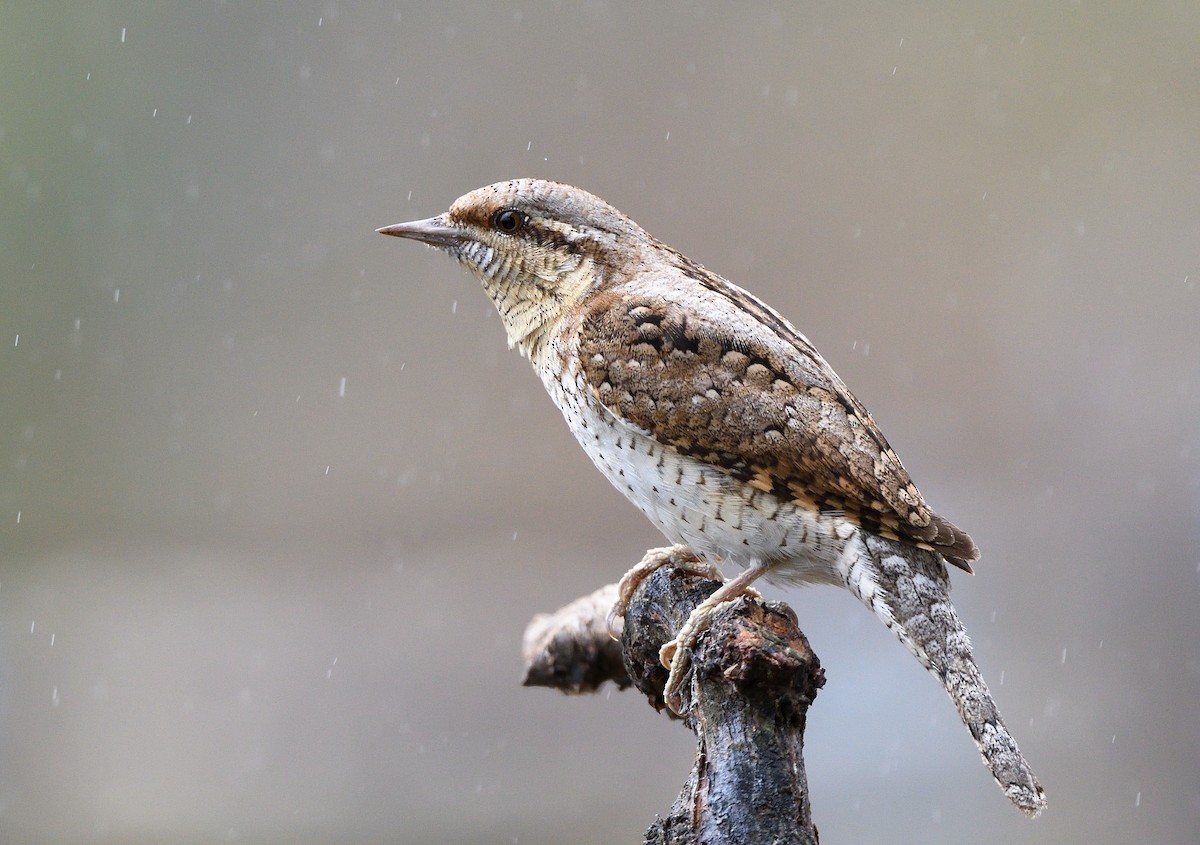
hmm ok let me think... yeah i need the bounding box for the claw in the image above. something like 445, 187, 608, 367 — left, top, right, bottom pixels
661, 640, 691, 713
605, 604, 624, 640
659, 639, 677, 668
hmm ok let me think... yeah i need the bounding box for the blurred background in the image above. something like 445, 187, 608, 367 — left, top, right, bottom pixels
2, 2, 1197, 843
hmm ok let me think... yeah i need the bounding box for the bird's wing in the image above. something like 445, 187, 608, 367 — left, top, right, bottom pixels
574, 270, 978, 570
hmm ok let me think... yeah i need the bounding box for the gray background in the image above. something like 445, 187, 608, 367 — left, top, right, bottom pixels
3, 2, 1197, 843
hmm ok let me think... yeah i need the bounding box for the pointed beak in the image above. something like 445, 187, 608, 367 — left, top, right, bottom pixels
376, 216, 467, 248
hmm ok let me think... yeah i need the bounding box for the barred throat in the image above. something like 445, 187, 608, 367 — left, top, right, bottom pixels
459, 239, 596, 354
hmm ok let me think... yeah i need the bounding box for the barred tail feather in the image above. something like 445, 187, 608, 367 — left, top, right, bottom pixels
840, 532, 1047, 817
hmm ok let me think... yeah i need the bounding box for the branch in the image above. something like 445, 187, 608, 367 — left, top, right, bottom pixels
522, 583, 631, 694
523, 565, 824, 845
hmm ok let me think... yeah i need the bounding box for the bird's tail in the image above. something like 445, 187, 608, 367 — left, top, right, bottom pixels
842, 532, 1047, 817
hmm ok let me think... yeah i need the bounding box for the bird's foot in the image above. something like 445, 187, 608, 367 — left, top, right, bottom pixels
658, 561, 773, 713
660, 601, 732, 713
606, 545, 720, 639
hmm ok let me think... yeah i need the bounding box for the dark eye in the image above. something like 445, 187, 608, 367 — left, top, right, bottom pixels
493, 208, 526, 234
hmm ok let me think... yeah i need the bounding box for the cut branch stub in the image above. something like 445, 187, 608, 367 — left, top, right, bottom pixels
623, 565, 824, 845
520, 564, 825, 845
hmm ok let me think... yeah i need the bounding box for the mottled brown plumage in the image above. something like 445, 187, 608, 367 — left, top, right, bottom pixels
378, 178, 1044, 816
576, 289, 978, 570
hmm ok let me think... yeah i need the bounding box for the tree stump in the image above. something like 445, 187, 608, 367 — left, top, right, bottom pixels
523, 563, 824, 845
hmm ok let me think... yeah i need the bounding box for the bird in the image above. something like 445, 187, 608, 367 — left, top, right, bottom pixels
378, 178, 1046, 817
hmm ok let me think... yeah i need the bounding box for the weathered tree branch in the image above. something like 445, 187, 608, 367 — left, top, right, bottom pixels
522, 564, 823, 845
522, 583, 631, 693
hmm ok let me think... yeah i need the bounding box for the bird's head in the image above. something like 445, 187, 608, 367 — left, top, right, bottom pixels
378, 179, 644, 352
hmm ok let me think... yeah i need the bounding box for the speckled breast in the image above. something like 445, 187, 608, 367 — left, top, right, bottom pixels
545, 369, 849, 586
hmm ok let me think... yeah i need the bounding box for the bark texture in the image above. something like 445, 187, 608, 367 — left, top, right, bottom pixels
523, 566, 823, 845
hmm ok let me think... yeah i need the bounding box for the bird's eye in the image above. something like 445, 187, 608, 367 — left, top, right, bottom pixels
493, 208, 526, 234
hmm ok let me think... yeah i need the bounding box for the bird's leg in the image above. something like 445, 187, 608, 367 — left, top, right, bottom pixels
661, 559, 773, 713
607, 545, 722, 639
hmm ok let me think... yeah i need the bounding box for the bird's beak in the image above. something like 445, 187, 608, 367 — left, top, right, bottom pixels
376, 216, 467, 248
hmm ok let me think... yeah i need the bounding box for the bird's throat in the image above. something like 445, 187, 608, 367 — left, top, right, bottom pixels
495, 255, 597, 358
